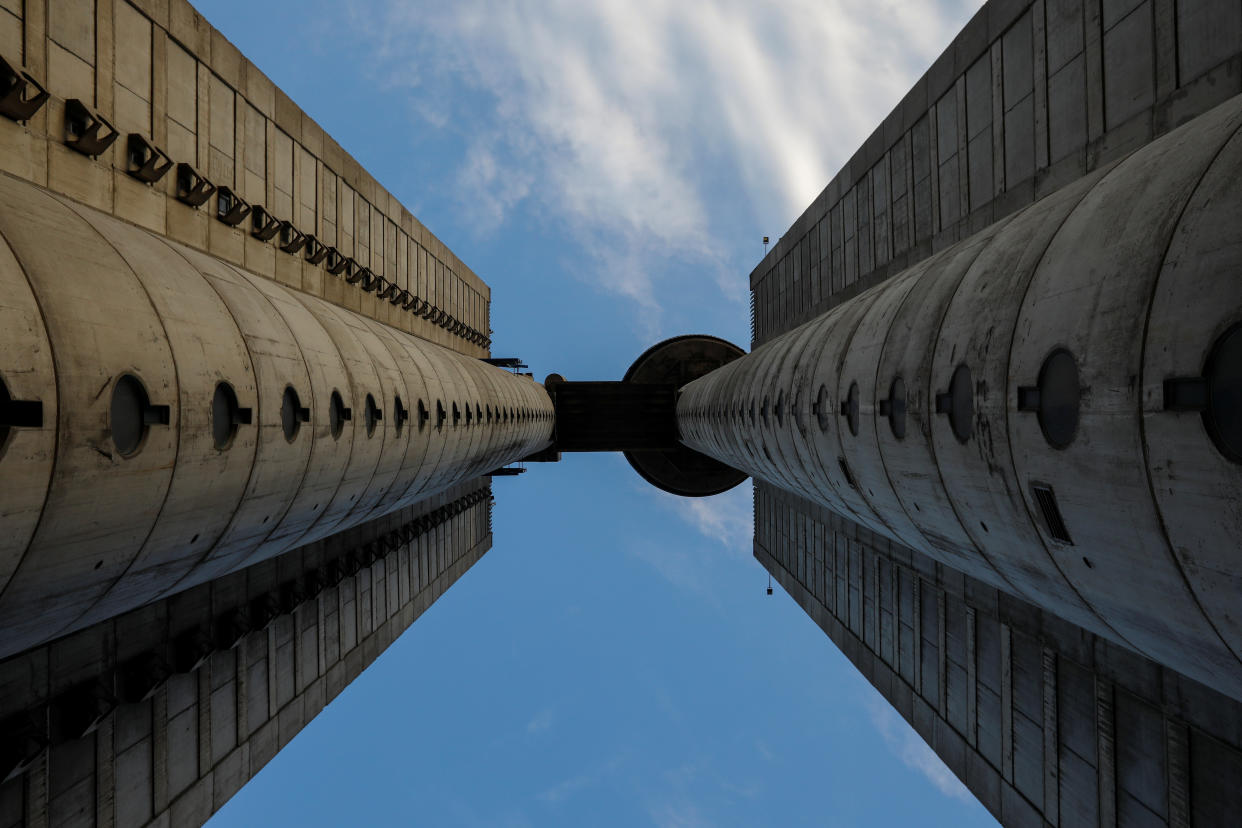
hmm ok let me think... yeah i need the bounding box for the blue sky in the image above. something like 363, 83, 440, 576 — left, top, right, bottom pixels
200, 1, 997, 825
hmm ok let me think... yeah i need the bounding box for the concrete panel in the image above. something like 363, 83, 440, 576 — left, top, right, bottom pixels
0, 176, 175, 654
1141, 121, 1242, 665
1048, 56, 1088, 162
1177, 0, 1242, 81
0, 224, 56, 599
1102, 2, 1155, 129
1009, 94, 1242, 698
931, 166, 1117, 639
54, 201, 256, 632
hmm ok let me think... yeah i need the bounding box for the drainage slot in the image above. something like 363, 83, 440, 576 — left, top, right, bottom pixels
1030, 482, 1072, 544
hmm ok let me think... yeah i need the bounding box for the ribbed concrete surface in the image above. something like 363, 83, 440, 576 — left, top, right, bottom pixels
680, 94, 1242, 702
0, 173, 552, 660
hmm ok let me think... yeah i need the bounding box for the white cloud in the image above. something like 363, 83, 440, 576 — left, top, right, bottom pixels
659, 481, 754, 555
345, 0, 983, 325
525, 707, 555, 735
864, 689, 975, 804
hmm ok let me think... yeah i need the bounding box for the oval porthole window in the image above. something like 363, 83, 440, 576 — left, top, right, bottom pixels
843, 382, 860, 437
436, 400, 446, 428
1204, 323, 1242, 463
452, 401, 461, 426
281, 386, 304, 442
110, 373, 150, 457
816, 385, 831, 433
329, 390, 347, 440
417, 399, 429, 431
212, 381, 241, 450
393, 395, 406, 436
365, 393, 380, 438
887, 376, 907, 440
941, 364, 974, 444
1037, 349, 1080, 450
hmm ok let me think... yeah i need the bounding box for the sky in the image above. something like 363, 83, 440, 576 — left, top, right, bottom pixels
198, 0, 997, 825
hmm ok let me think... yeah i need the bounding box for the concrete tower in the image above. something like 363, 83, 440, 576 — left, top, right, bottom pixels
674, 1, 1242, 824
0, 2, 551, 824
4, 0, 1242, 826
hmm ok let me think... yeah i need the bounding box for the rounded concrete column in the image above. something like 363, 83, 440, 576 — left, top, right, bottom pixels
677, 93, 1242, 701
0, 174, 553, 659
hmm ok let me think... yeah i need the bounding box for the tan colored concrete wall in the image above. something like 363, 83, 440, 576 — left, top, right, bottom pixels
680, 94, 1242, 702
0, 0, 490, 357
0, 171, 553, 661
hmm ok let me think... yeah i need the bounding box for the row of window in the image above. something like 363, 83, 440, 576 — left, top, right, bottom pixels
685, 351, 1085, 452
107, 373, 548, 457
10, 74, 486, 348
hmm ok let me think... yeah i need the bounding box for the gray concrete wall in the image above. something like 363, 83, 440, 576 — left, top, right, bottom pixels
681, 92, 1242, 704
750, 0, 1242, 348
0, 481, 493, 828
0, 0, 489, 355
757, 483, 1242, 828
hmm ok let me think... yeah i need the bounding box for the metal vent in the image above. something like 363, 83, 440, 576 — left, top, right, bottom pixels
838, 456, 858, 489
1031, 482, 1072, 544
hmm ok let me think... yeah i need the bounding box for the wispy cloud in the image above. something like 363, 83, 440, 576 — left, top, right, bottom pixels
864, 689, 974, 804
342, 0, 981, 328
660, 482, 754, 555
536, 753, 628, 803
525, 707, 555, 736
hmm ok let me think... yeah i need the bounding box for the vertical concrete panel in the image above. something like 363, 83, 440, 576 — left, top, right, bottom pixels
1177, 0, 1242, 81
164, 43, 196, 163
1102, 1, 1155, 129
0, 177, 176, 655
53, 203, 256, 633
1141, 123, 1242, 665
1009, 96, 1242, 697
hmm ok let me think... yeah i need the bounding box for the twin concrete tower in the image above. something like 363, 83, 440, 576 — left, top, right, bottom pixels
2, 0, 1241, 825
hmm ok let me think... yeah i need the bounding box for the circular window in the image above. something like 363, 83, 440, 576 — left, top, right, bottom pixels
1205, 323, 1242, 463
281, 386, 303, 442
365, 393, 380, 438
393, 396, 406, 436
943, 364, 974, 444
887, 376, 907, 440
212, 382, 241, 450
816, 385, 831, 432
843, 382, 860, 437
329, 390, 347, 440
1037, 349, 1080, 450
111, 374, 150, 457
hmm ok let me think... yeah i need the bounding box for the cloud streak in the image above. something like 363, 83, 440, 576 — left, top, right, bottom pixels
345, 0, 981, 326
865, 690, 975, 804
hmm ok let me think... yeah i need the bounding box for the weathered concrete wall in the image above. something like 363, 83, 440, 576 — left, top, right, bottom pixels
0, 0, 489, 355
0, 170, 554, 660
682, 92, 1242, 703
750, 0, 1242, 348
757, 484, 1242, 828
0, 481, 492, 828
